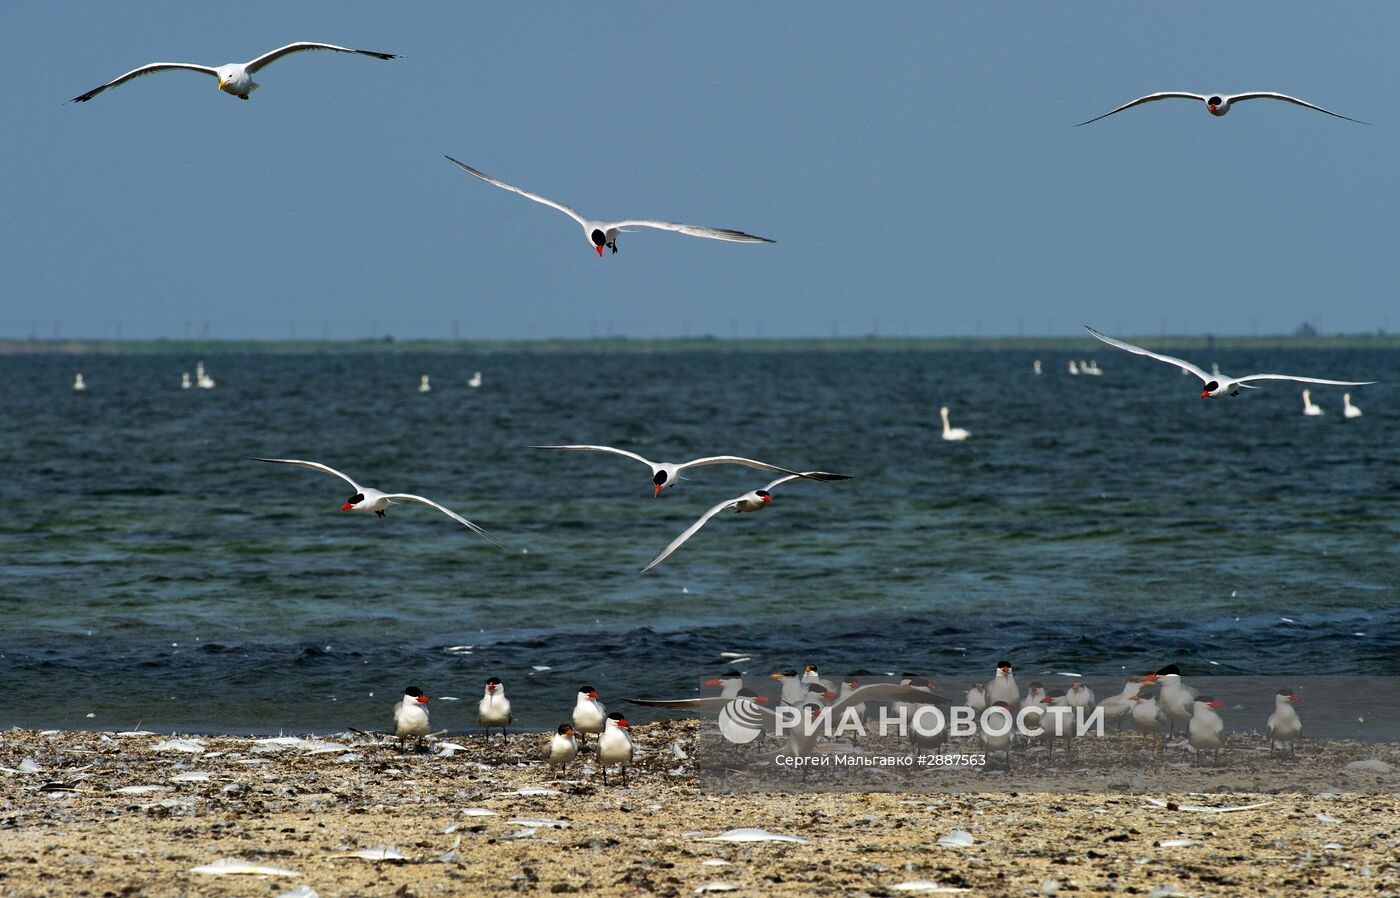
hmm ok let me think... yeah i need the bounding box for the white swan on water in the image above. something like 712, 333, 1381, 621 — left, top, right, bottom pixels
940, 406, 971, 441
1302, 389, 1324, 416
1343, 393, 1362, 419
419, 374, 431, 394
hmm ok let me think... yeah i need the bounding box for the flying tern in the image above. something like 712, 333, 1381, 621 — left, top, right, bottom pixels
530, 444, 819, 497
1077, 91, 1366, 126
445, 156, 774, 256
250, 457, 503, 546
640, 471, 852, 572
1085, 326, 1375, 398
71, 42, 397, 103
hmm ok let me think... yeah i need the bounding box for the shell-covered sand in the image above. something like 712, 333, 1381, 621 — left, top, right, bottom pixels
2, 723, 1397, 897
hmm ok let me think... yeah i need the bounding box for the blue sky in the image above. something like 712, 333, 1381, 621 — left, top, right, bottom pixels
2, 2, 1394, 339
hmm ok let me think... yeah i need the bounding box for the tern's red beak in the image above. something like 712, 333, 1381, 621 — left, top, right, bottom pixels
1208, 700, 1223, 709
761, 495, 773, 503
417, 695, 429, 704
702, 678, 723, 687
823, 690, 837, 700
755, 695, 770, 703
653, 483, 663, 497
588, 691, 598, 700
617, 718, 629, 728
1200, 390, 1211, 398
340, 502, 354, 511
594, 245, 604, 257
1290, 694, 1302, 702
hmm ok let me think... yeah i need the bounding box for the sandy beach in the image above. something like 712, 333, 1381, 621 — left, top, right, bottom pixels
3, 723, 1398, 897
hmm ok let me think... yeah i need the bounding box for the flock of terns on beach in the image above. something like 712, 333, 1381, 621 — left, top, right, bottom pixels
383, 661, 1307, 784
62, 40, 1370, 775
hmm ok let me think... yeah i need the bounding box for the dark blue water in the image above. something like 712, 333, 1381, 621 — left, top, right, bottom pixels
1, 348, 1395, 732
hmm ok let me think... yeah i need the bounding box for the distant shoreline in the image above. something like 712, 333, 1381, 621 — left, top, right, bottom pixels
3, 333, 1398, 355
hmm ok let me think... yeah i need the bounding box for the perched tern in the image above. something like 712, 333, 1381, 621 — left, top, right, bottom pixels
770, 669, 808, 707
939, 406, 971, 442
548, 724, 577, 778
1085, 326, 1375, 398
597, 713, 635, 785
1039, 691, 1077, 758
1147, 666, 1197, 738
640, 471, 852, 572
980, 701, 1015, 769
530, 444, 819, 497
1187, 695, 1226, 765
801, 665, 836, 693
1076, 91, 1366, 126
987, 661, 1019, 710
1020, 682, 1047, 739
964, 683, 988, 714
71, 42, 398, 103
1066, 682, 1096, 716
445, 156, 774, 256
1099, 680, 1141, 731
572, 686, 607, 746
478, 677, 511, 738
901, 677, 948, 757
250, 457, 503, 546
393, 686, 430, 752
1129, 687, 1166, 752
1266, 690, 1302, 757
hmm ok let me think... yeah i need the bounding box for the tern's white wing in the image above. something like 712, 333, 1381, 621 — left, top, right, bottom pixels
610, 220, 774, 244
244, 42, 397, 74
640, 498, 737, 573
677, 456, 803, 477
251, 457, 360, 490
761, 471, 853, 492
829, 683, 951, 715
70, 63, 219, 102
530, 444, 655, 468
1234, 374, 1376, 387
625, 696, 737, 711
381, 494, 505, 547
445, 157, 587, 227
1229, 92, 1367, 124
1084, 326, 1210, 381
1075, 92, 1206, 126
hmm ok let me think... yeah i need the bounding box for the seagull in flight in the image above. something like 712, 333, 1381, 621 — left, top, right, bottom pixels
1084, 326, 1376, 398
530, 444, 822, 496
445, 156, 774, 256
250, 457, 503, 546
70, 42, 398, 103
1077, 91, 1366, 126
641, 472, 851, 572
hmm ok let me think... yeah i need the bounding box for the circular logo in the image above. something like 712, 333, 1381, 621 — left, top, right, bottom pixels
718, 698, 767, 744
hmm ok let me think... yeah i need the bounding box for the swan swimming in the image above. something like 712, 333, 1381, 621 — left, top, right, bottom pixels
1302, 389, 1325, 416
940, 406, 971, 441
1343, 393, 1362, 419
